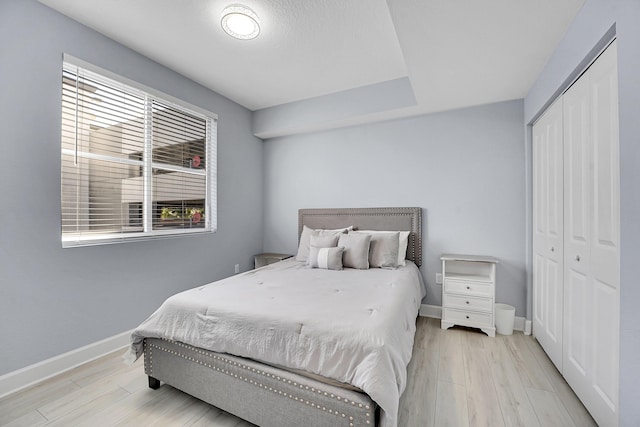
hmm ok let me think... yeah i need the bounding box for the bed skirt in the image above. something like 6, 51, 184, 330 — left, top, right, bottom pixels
144, 338, 378, 427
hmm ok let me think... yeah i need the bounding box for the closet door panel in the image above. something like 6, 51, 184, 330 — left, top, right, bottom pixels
545, 257, 563, 343
593, 278, 618, 413
533, 254, 545, 326
547, 124, 564, 245
565, 269, 588, 376
562, 40, 619, 427
590, 42, 620, 284
564, 85, 590, 251
532, 116, 546, 335
545, 109, 564, 358
532, 99, 564, 370
563, 73, 591, 393
589, 41, 620, 427
563, 71, 590, 261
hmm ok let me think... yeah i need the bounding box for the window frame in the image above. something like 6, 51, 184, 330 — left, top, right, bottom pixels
61, 54, 217, 247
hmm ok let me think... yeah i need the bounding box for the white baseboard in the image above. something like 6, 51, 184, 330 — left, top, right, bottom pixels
419, 304, 442, 318
419, 304, 531, 334
0, 329, 133, 399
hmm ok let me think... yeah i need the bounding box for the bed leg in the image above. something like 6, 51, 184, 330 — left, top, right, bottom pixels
148, 376, 160, 389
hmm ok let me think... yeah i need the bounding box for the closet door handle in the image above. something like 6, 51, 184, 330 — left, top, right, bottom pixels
550, 246, 555, 252
575, 255, 581, 262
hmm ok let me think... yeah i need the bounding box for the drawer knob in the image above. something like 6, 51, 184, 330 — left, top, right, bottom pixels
575, 254, 581, 262
466, 286, 470, 290
466, 315, 470, 319
466, 301, 470, 304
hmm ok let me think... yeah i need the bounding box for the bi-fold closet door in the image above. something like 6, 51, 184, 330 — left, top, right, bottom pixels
532, 98, 564, 370
532, 40, 619, 427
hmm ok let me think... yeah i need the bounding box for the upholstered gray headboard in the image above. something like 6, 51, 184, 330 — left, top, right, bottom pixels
298, 207, 423, 267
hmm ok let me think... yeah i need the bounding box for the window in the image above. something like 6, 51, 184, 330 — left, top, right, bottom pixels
61, 56, 217, 247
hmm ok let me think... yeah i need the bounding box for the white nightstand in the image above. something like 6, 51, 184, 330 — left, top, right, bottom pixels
254, 253, 293, 269
440, 254, 498, 337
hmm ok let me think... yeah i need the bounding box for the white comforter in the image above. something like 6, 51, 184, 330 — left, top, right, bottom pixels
127, 259, 426, 427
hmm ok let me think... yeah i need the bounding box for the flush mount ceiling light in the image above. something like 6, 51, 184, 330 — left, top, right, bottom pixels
221, 4, 260, 40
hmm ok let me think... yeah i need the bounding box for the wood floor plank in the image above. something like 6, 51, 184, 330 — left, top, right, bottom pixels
398, 317, 440, 427
434, 380, 469, 427
43, 386, 131, 426
438, 327, 465, 385
0, 376, 80, 425
525, 337, 597, 427
1, 410, 46, 427
65, 349, 131, 388
460, 327, 488, 350
503, 334, 554, 392
122, 387, 253, 427
112, 386, 199, 426
128, 387, 195, 425
485, 337, 541, 427
526, 387, 576, 427
399, 353, 438, 427
410, 316, 429, 349
111, 360, 148, 394
65, 385, 175, 426
462, 333, 505, 427
37, 376, 128, 420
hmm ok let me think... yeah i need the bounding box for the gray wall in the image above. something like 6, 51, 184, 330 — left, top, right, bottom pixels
252, 77, 417, 139
0, 0, 264, 376
523, 0, 640, 423
263, 100, 526, 315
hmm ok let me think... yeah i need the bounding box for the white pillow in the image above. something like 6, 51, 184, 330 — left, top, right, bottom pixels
295, 225, 352, 262
352, 230, 410, 266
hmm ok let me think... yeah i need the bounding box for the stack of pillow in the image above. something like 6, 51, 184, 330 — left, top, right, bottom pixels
295, 225, 410, 271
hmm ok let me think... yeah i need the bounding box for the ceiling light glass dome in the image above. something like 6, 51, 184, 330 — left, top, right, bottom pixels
221, 5, 260, 40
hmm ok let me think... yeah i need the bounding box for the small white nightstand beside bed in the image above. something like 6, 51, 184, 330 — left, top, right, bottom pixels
440, 253, 499, 337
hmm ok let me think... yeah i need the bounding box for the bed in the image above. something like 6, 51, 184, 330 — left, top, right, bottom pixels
126, 207, 424, 427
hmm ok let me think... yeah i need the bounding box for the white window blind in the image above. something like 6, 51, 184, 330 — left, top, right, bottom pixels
61, 58, 217, 247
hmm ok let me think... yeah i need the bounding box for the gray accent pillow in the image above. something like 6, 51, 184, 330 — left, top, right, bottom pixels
367, 231, 400, 268
308, 246, 344, 270
354, 230, 410, 266
295, 225, 351, 262
309, 234, 339, 250
338, 233, 371, 269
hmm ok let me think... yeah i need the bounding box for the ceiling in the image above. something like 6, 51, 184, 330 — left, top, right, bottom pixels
40, 0, 585, 134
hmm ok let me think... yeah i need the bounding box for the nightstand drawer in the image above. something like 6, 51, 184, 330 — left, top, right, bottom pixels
444, 279, 493, 297
444, 308, 492, 328
444, 294, 493, 312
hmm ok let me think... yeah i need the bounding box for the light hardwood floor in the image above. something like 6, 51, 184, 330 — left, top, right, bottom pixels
0, 317, 596, 427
